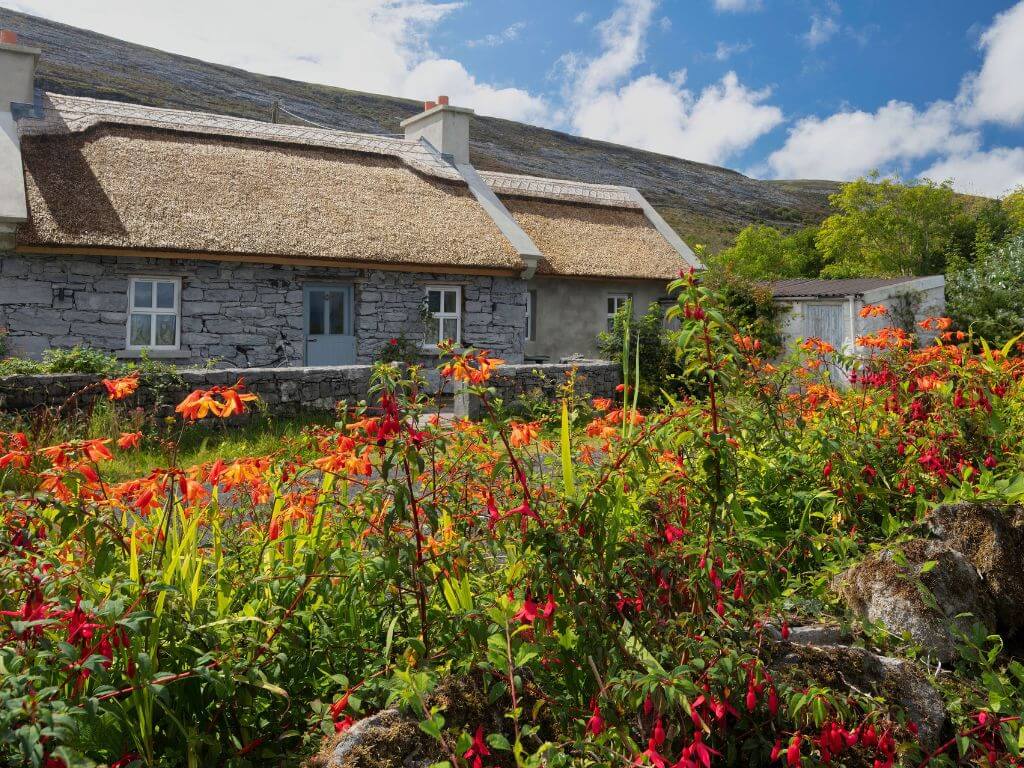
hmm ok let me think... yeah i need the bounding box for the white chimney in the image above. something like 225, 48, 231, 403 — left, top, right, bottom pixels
400, 95, 473, 165
0, 30, 40, 249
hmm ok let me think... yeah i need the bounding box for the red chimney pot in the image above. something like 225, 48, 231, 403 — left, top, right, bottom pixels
437, 95, 450, 106
423, 100, 436, 111
0, 30, 18, 45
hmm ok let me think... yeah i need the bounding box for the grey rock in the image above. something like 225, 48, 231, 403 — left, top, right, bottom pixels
836, 539, 996, 664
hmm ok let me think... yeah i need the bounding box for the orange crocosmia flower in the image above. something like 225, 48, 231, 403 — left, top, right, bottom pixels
219, 381, 259, 417
102, 373, 140, 401
733, 333, 762, 353
592, 397, 613, 412
117, 432, 143, 450
918, 316, 953, 331
915, 374, 944, 392
176, 389, 224, 420
82, 439, 114, 463
441, 349, 505, 385
859, 304, 887, 318
510, 421, 540, 448
800, 337, 835, 355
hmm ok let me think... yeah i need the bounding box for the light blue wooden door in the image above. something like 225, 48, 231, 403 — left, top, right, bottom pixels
304, 285, 356, 366
805, 302, 848, 384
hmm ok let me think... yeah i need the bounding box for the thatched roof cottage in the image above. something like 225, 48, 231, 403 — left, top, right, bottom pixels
0, 32, 699, 367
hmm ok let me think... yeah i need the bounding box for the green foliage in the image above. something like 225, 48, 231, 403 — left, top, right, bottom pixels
701, 267, 785, 357
1003, 186, 1024, 231
710, 224, 823, 279
374, 335, 421, 366
597, 300, 679, 405
816, 173, 965, 277
948, 233, 1024, 344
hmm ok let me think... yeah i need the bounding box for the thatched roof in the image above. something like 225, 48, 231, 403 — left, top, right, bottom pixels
18, 126, 520, 271
15, 93, 699, 279
503, 198, 689, 280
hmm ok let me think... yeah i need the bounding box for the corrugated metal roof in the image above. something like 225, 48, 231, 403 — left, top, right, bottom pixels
769, 277, 920, 298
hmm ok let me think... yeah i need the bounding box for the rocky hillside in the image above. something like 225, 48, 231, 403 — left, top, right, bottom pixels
0, 8, 839, 252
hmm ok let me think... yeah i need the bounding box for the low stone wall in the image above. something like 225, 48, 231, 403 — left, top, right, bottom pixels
454, 360, 620, 418
0, 365, 375, 418
0, 360, 621, 420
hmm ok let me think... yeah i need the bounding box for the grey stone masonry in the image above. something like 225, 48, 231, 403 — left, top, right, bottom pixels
454, 360, 621, 419
0, 365, 376, 417
0, 251, 527, 366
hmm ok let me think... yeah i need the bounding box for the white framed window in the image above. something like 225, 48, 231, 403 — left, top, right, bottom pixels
127, 277, 181, 350
525, 289, 537, 342
606, 293, 632, 332
424, 285, 461, 347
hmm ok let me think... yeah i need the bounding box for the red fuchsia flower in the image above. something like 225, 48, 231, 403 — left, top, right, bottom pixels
677, 731, 719, 768
539, 592, 557, 630
110, 754, 140, 768
586, 698, 605, 735
823, 460, 832, 479
771, 739, 783, 762
780, 620, 790, 640
635, 718, 667, 768
334, 715, 354, 734
768, 685, 779, 717
514, 591, 538, 624
984, 454, 998, 469
786, 734, 802, 767
485, 494, 502, 531
664, 523, 685, 543
329, 691, 351, 722
464, 725, 490, 768
643, 694, 655, 718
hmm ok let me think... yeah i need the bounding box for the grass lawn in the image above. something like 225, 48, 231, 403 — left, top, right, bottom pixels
0, 411, 336, 490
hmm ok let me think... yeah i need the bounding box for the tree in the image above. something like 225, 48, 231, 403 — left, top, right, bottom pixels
947, 232, 1024, 345
710, 224, 822, 280
1004, 186, 1024, 232
815, 173, 964, 277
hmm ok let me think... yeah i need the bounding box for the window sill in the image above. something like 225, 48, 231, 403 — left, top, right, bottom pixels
116, 349, 192, 360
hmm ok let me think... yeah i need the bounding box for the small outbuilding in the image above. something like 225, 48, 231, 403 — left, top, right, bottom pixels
770, 275, 946, 377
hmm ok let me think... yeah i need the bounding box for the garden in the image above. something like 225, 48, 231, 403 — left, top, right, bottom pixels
2, 270, 1024, 768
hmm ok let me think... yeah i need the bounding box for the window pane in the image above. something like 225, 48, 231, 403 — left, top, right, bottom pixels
424, 315, 440, 344
156, 282, 175, 309
443, 289, 457, 314
441, 317, 458, 342
133, 281, 153, 309
130, 314, 151, 346
328, 291, 345, 335
308, 291, 325, 335
427, 290, 441, 313
607, 297, 616, 315
155, 315, 177, 346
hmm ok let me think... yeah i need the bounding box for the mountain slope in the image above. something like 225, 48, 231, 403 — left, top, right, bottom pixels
0, 7, 839, 252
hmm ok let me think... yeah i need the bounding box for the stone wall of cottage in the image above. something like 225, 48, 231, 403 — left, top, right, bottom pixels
0, 252, 527, 366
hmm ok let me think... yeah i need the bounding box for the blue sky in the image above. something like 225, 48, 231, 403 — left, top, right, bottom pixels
8, 0, 1024, 195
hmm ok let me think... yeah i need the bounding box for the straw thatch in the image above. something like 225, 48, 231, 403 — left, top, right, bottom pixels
502, 197, 688, 280
17, 126, 520, 271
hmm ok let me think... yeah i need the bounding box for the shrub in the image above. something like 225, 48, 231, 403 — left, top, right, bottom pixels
598, 299, 681, 405
947, 232, 1024, 345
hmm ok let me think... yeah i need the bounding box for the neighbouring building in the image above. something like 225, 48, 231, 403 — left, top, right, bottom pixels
0, 32, 700, 369
771, 275, 947, 381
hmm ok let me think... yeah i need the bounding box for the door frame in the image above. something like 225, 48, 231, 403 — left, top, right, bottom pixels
303, 283, 355, 366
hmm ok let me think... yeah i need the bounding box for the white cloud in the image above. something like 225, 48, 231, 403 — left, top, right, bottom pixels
922, 147, 1024, 197
712, 0, 762, 12
767, 100, 978, 179
573, 11, 591, 24
713, 40, 752, 61
804, 14, 839, 47
466, 21, 525, 48
564, 0, 782, 163
7, 0, 552, 123
960, 0, 1024, 125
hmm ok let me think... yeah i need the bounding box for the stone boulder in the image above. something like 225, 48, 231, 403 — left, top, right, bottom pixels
770, 642, 947, 752
836, 539, 997, 663
311, 709, 427, 768
926, 502, 1024, 639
